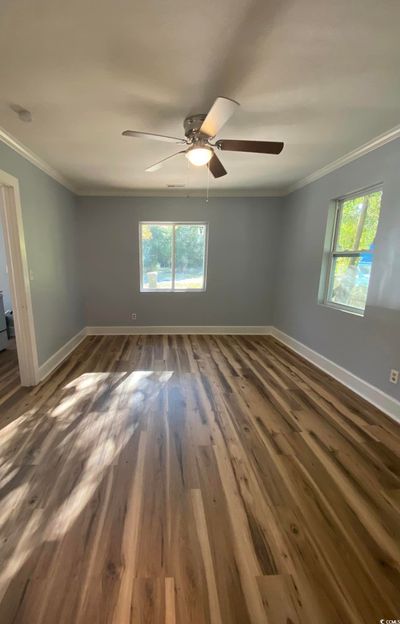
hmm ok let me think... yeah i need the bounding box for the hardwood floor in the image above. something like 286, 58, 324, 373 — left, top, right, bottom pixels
0, 334, 399, 623
0, 344, 20, 408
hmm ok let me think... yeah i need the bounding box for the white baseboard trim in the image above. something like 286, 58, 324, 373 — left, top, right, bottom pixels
86, 325, 273, 336
38, 328, 87, 382
271, 327, 400, 423
36, 325, 400, 423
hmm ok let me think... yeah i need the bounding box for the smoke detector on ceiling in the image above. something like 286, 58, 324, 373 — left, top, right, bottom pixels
10, 104, 32, 123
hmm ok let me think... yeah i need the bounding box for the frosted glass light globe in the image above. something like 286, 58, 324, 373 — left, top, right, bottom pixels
185, 147, 213, 166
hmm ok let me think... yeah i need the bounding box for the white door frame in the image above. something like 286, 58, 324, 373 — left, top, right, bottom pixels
0, 169, 39, 385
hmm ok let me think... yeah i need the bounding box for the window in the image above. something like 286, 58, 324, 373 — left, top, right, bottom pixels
323, 186, 382, 314
139, 222, 208, 292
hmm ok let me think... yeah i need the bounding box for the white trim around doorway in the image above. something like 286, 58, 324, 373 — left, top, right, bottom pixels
0, 170, 39, 385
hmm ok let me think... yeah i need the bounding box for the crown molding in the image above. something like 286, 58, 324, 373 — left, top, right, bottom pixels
75, 188, 286, 198
286, 123, 400, 195
74, 124, 400, 197
0, 126, 76, 193
2, 121, 400, 199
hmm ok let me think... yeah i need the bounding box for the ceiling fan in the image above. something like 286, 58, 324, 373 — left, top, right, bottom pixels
122, 97, 284, 178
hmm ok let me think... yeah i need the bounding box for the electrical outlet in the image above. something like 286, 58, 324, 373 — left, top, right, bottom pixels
389, 369, 399, 384
131, 313, 137, 321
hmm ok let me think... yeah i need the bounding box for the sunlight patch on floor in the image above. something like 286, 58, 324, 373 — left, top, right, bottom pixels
0, 369, 174, 600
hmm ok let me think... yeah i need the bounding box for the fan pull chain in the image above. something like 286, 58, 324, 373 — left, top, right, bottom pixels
206, 163, 210, 203
185, 156, 190, 195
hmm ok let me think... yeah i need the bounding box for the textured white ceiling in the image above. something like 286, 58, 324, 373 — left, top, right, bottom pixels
0, 0, 399, 194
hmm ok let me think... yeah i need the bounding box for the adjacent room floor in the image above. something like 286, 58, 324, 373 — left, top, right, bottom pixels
0, 335, 399, 623
0, 340, 19, 407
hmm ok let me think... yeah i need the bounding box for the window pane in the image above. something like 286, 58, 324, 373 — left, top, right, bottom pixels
359, 191, 382, 250
336, 191, 382, 252
141, 224, 173, 290
327, 255, 372, 310
174, 224, 206, 290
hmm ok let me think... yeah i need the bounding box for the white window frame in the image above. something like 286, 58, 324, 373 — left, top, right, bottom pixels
323, 184, 382, 316
139, 221, 209, 293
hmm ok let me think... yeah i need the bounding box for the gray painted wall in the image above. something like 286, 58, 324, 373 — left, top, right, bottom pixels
1, 131, 399, 404
274, 138, 400, 401
77, 196, 282, 327
0, 219, 12, 311
0, 142, 84, 365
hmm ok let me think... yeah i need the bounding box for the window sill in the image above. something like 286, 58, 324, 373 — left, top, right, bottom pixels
318, 302, 365, 317
140, 289, 206, 294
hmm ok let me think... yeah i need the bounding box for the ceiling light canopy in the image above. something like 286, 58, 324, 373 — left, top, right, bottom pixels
185, 146, 213, 166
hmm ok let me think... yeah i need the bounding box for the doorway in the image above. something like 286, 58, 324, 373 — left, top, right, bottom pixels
0, 170, 38, 385
0, 210, 18, 387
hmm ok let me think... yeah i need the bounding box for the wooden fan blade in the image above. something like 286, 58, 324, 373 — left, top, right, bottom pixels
216, 139, 284, 154
207, 153, 227, 178
199, 97, 239, 138
123, 130, 185, 144
145, 151, 186, 172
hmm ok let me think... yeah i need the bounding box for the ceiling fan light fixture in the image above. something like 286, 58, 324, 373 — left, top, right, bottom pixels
185, 146, 213, 166
122, 97, 284, 179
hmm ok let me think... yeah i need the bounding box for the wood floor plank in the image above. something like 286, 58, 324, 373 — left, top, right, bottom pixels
257, 574, 302, 624
0, 335, 399, 623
